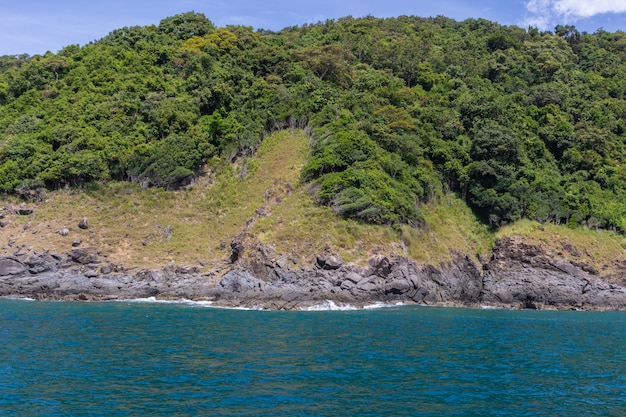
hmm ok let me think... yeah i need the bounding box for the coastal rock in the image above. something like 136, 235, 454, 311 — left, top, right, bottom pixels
84, 269, 99, 278
369, 256, 392, 277
316, 254, 344, 270
67, 248, 99, 265
0, 257, 26, 276
0, 234, 624, 310
481, 236, 626, 309
219, 269, 264, 292
26, 253, 61, 274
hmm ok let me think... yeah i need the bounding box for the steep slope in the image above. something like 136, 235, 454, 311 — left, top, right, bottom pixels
0, 129, 491, 269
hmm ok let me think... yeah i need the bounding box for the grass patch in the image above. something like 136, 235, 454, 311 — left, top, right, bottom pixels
2, 129, 623, 273
0, 130, 313, 268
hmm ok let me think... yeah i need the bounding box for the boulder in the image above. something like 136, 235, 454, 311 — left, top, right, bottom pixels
384, 279, 413, 295
0, 257, 26, 276
78, 218, 89, 230
84, 269, 99, 278
369, 256, 392, 277
68, 248, 99, 265
219, 269, 264, 292
316, 255, 344, 270
26, 253, 60, 274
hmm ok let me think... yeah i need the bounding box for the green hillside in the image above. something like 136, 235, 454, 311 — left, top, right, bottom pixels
3, 12, 626, 237
0, 130, 495, 270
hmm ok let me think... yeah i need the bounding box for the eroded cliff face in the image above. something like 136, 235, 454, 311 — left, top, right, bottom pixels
481, 237, 626, 310
1, 236, 625, 310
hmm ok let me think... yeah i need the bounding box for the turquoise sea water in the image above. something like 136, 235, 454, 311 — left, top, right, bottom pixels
1, 299, 625, 417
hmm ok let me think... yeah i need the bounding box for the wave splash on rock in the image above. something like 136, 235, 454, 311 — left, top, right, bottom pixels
1, 238, 626, 310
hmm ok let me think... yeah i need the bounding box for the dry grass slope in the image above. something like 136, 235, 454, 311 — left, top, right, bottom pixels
2, 129, 624, 274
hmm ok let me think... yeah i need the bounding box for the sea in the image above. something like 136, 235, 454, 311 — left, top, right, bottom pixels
1, 298, 625, 417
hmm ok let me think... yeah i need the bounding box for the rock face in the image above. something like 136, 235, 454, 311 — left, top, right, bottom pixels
481, 237, 626, 310
0, 258, 26, 276
1, 237, 625, 310
210, 252, 485, 310
0, 249, 217, 301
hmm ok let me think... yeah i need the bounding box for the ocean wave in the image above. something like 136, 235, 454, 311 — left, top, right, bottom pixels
363, 301, 406, 310
480, 305, 506, 310
0, 296, 36, 301
113, 297, 263, 310
301, 300, 405, 311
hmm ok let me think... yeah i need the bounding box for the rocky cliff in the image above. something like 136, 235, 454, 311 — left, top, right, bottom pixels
1, 236, 625, 310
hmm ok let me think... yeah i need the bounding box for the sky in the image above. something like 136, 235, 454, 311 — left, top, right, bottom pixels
2, 0, 626, 56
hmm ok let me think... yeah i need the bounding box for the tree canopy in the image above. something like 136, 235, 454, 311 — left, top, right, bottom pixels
3, 13, 626, 231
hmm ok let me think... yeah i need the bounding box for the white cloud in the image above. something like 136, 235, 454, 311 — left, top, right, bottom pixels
526, 0, 626, 18
524, 0, 626, 29
553, 0, 626, 17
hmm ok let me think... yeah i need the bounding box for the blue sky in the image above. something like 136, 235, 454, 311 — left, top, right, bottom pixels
2, 0, 626, 56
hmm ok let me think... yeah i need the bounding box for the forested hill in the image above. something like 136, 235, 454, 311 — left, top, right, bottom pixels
2, 12, 626, 231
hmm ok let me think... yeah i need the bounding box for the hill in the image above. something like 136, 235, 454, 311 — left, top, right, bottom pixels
3, 13, 626, 230
1, 13, 626, 309
2, 128, 625, 309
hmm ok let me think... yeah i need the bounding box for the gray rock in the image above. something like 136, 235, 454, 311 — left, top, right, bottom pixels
0, 257, 26, 276
219, 269, 264, 292
316, 255, 343, 270
0, 234, 624, 311
276, 256, 291, 270
230, 233, 246, 263
369, 256, 392, 277
26, 253, 60, 274
84, 269, 98, 278
481, 236, 626, 309
68, 248, 99, 265
384, 278, 412, 295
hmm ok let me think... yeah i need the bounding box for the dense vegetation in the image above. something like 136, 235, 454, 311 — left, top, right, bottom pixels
2, 13, 626, 230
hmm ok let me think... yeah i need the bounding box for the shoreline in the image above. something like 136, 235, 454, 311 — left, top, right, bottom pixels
2, 236, 626, 311
3, 294, 624, 313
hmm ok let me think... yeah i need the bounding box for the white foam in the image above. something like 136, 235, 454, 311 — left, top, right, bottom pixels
301, 300, 358, 311
113, 298, 407, 311
114, 297, 263, 310
301, 300, 404, 311
363, 301, 404, 310
1, 296, 36, 301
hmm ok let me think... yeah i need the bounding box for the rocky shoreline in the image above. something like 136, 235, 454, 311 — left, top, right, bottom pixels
1, 237, 626, 310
